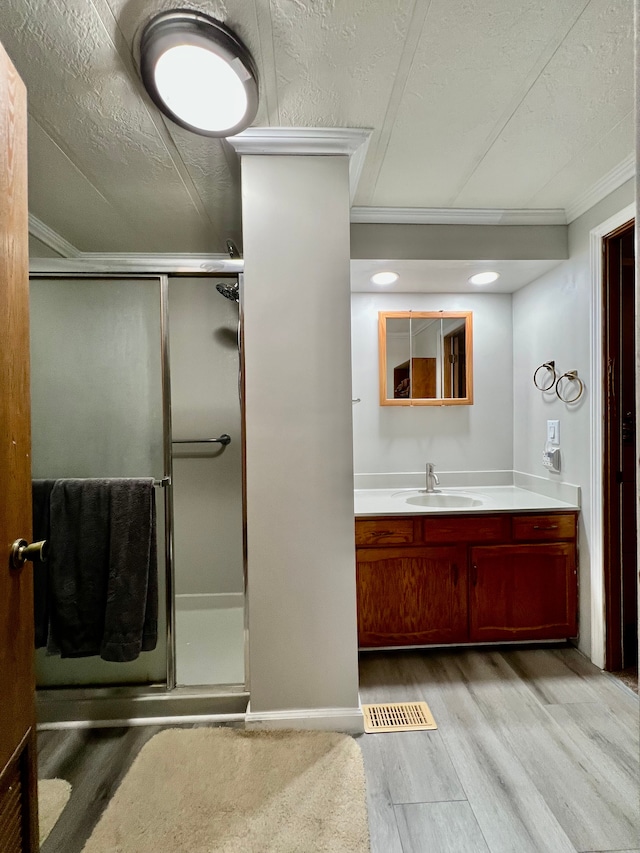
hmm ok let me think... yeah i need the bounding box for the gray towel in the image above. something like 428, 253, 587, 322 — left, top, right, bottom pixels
48, 478, 158, 662
101, 479, 158, 662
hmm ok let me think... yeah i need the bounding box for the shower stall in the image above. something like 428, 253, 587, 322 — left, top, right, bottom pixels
29, 269, 247, 724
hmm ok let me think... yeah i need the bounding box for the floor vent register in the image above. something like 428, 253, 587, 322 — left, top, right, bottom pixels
361, 701, 437, 733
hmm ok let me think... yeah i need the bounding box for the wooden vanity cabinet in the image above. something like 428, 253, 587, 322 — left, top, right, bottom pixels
355, 511, 578, 648
356, 545, 468, 646
469, 512, 577, 641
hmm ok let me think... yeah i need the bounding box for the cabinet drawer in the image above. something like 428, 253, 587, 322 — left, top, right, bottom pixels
422, 514, 510, 543
355, 518, 416, 545
512, 513, 576, 541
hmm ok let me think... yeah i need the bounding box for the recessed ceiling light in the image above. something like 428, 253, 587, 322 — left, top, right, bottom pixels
139, 10, 259, 138
468, 271, 500, 285
371, 271, 399, 285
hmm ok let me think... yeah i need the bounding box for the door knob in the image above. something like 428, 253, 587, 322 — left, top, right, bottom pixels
10, 539, 48, 569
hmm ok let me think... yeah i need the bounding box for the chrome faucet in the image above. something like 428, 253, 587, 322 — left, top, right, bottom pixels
425, 462, 440, 493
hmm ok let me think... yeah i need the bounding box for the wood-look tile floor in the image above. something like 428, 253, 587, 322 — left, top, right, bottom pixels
359, 645, 640, 853
38, 646, 639, 853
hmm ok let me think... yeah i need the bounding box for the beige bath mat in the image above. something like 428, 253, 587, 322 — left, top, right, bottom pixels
81, 727, 370, 853
38, 778, 71, 844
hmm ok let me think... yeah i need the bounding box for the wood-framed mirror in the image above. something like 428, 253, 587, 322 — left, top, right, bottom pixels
378, 311, 474, 406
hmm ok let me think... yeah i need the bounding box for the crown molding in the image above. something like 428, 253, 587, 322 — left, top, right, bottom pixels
28, 214, 82, 258
350, 206, 567, 225
565, 152, 635, 224
227, 127, 372, 202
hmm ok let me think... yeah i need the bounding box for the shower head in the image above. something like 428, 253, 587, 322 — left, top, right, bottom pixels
216, 281, 239, 302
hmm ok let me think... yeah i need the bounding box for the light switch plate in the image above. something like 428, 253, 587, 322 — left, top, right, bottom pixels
547, 419, 560, 445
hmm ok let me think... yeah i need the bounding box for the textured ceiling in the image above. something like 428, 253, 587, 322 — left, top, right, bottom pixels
0, 0, 633, 254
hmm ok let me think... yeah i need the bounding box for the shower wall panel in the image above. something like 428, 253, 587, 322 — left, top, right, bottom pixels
168, 277, 243, 598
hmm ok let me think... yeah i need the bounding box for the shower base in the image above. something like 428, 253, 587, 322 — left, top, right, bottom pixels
175, 595, 245, 687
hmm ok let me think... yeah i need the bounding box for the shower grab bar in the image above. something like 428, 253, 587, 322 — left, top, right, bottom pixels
171, 434, 231, 446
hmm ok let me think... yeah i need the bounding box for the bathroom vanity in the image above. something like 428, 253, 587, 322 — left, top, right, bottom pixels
354, 487, 579, 648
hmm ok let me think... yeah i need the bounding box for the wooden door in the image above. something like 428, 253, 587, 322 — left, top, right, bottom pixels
469, 544, 577, 642
356, 545, 468, 646
0, 41, 38, 852
603, 220, 637, 671
411, 358, 436, 398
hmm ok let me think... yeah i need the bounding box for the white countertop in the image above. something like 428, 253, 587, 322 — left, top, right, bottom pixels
354, 485, 580, 517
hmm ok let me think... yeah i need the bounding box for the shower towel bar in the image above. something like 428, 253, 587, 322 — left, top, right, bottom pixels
171, 434, 231, 446
154, 477, 171, 487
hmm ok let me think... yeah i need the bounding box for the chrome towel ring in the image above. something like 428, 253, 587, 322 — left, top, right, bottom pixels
533, 361, 557, 391
533, 361, 585, 403
555, 371, 584, 404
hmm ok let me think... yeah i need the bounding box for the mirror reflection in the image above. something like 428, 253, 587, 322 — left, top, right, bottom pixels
379, 311, 473, 406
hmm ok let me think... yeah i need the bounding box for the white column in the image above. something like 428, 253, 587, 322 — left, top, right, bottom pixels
230, 130, 369, 730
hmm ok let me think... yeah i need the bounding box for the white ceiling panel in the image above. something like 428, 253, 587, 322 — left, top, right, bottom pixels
269, 0, 415, 126
452, 0, 633, 207
370, 0, 593, 207
527, 109, 634, 210
27, 116, 149, 252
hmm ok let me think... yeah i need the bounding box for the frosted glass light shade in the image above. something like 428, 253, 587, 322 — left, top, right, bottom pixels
140, 10, 258, 138
154, 46, 248, 133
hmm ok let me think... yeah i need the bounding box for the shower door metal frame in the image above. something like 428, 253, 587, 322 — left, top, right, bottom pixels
29, 273, 177, 689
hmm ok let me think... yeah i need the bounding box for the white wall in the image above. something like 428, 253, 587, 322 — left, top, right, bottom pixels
242, 154, 360, 723
512, 178, 635, 661
351, 292, 514, 480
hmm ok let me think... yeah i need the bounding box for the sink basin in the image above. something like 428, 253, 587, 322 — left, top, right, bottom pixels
404, 492, 483, 508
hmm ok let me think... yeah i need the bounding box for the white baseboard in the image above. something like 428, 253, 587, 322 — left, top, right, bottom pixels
245, 704, 364, 734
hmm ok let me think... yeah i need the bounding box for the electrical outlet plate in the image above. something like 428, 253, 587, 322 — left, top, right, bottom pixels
542, 447, 561, 472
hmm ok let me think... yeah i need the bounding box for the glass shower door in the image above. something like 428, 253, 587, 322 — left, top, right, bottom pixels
168, 277, 245, 688
29, 275, 169, 687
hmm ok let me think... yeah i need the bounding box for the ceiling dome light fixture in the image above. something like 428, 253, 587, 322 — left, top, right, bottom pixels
468, 271, 500, 285
371, 271, 399, 285
139, 10, 259, 137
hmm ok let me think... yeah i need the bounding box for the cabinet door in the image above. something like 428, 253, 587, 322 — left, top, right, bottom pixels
469, 544, 577, 641
356, 546, 467, 647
